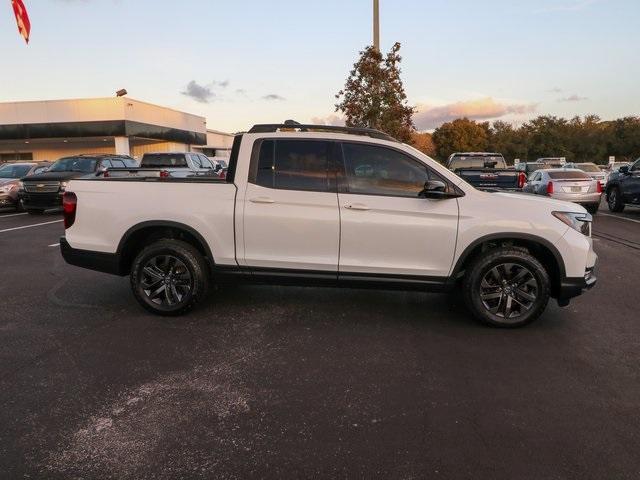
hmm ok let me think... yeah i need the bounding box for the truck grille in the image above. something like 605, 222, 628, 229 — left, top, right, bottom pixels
24, 182, 60, 193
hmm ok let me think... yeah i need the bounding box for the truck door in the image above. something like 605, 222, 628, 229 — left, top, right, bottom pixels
241, 139, 340, 273
337, 142, 459, 278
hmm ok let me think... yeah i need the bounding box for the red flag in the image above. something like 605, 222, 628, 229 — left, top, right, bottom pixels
11, 0, 31, 44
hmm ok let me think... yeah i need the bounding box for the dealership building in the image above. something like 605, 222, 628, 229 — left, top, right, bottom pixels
0, 97, 233, 162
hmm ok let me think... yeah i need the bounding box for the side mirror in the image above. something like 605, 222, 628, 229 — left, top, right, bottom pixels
620, 165, 630, 174
419, 180, 459, 199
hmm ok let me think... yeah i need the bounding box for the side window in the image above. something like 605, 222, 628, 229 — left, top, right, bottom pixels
341, 143, 431, 197
110, 159, 125, 168
190, 154, 203, 168
199, 155, 213, 169
100, 159, 112, 169
255, 140, 330, 192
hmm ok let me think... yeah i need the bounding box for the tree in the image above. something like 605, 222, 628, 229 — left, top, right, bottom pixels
410, 131, 436, 157
335, 42, 415, 143
432, 118, 489, 161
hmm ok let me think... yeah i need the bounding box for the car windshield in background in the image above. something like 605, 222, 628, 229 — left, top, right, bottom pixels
218, 160, 228, 168
49, 157, 97, 173
0, 164, 31, 178
548, 171, 591, 180
449, 156, 506, 169
142, 154, 188, 167
575, 164, 601, 172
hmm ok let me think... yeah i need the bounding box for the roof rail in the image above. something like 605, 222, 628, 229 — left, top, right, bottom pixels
248, 121, 398, 142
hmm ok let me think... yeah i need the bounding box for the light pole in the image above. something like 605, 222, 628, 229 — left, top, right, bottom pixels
373, 0, 380, 51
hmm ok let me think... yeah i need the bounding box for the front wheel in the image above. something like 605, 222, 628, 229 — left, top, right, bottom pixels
462, 247, 551, 328
586, 203, 599, 214
130, 239, 210, 316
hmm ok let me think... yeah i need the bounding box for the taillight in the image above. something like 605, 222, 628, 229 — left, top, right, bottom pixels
596, 181, 603, 193
160, 170, 170, 178
517, 172, 526, 189
546, 181, 554, 195
63, 192, 77, 229
103, 170, 110, 178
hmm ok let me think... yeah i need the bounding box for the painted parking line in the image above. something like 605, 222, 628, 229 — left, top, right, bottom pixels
0, 219, 63, 234
599, 213, 640, 225
48, 243, 60, 247
0, 212, 28, 218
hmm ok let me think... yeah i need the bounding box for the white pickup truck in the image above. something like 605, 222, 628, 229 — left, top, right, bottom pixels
60, 123, 597, 327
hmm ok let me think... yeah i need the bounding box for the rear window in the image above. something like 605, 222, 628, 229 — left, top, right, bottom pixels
548, 171, 590, 180
141, 154, 188, 168
449, 155, 506, 170
575, 164, 600, 173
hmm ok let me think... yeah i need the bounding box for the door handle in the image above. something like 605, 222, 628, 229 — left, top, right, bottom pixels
344, 203, 370, 211
249, 196, 275, 204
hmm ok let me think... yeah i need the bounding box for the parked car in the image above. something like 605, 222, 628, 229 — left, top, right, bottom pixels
522, 169, 602, 214
563, 162, 607, 189
446, 152, 525, 191
19, 154, 135, 214
515, 158, 566, 176
59, 122, 597, 328
605, 158, 640, 212
0, 162, 51, 210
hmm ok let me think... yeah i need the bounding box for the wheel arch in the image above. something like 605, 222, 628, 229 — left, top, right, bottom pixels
451, 233, 566, 298
117, 221, 215, 275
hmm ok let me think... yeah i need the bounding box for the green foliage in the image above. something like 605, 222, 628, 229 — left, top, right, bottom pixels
432, 118, 489, 160
431, 115, 640, 164
336, 43, 415, 143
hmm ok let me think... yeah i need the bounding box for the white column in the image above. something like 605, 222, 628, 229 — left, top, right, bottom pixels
114, 136, 130, 156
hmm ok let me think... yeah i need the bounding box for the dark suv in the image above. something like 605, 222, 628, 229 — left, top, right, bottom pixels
606, 157, 640, 212
19, 154, 136, 214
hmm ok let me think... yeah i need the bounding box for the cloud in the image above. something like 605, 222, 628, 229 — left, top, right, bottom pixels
262, 94, 286, 101
215, 80, 229, 88
413, 97, 538, 130
548, 87, 563, 93
181, 80, 215, 103
559, 94, 588, 102
310, 114, 345, 126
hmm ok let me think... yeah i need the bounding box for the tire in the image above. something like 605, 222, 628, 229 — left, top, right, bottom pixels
586, 203, 599, 214
462, 247, 551, 328
130, 239, 210, 316
607, 187, 625, 212
15, 200, 25, 212
26, 209, 45, 215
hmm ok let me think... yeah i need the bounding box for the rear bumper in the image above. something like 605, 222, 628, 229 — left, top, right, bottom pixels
550, 192, 602, 205
60, 237, 125, 276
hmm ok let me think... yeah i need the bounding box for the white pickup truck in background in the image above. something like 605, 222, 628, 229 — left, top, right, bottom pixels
60, 123, 597, 327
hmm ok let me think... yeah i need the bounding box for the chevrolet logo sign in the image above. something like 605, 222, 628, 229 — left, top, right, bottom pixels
36, 184, 45, 188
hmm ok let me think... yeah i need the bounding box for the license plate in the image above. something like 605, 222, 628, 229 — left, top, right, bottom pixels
571, 186, 581, 192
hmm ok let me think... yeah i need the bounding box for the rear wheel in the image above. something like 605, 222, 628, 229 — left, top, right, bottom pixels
607, 187, 625, 212
462, 247, 550, 328
130, 239, 209, 316
586, 203, 599, 214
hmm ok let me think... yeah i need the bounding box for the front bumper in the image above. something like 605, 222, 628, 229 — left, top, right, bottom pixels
60, 237, 125, 276
0, 193, 18, 208
19, 191, 63, 210
557, 268, 597, 306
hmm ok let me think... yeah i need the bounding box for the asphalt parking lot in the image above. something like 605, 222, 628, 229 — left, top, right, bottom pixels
1, 205, 639, 479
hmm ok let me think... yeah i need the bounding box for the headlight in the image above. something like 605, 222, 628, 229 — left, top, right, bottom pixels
60, 181, 68, 191
552, 211, 592, 236
17, 181, 24, 191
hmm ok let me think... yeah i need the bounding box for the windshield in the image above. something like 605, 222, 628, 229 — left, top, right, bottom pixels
218, 160, 228, 168
449, 155, 506, 170
0, 163, 32, 178
548, 171, 590, 180
49, 157, 97, 173
574, 164, 600, 172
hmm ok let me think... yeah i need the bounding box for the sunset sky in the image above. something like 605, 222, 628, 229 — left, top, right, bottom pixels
1, 0, 638, 132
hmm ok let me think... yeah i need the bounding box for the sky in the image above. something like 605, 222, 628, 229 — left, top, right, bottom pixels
0, 0, 638, 133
